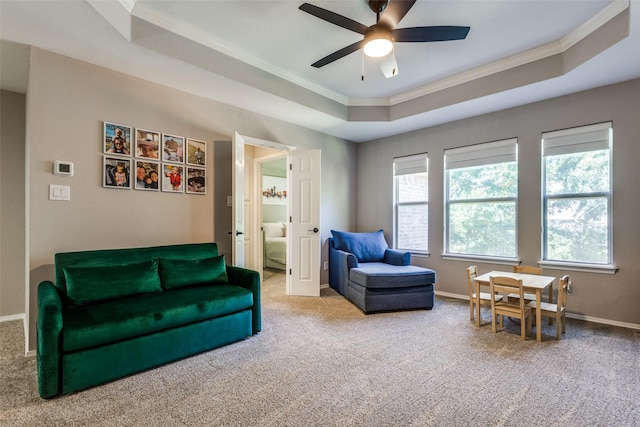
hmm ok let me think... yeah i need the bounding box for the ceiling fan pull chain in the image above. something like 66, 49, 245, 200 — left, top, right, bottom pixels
361, 50, 365, 81
392, 46, 397, 76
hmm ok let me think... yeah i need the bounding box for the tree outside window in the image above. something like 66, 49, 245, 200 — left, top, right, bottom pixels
444, 139, 518, 259
542, 122, 612, 265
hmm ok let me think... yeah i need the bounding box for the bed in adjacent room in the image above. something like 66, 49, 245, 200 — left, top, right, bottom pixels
263, 221, 286, 270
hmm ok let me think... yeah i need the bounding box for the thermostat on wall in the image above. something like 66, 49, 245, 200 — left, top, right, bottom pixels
54, 161, 74, 176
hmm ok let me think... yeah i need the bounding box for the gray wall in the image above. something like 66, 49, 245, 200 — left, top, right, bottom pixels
357, 78, 640, 327
262, 205, 286, 224
0, 90, 26, 318
22, 48, 357, 351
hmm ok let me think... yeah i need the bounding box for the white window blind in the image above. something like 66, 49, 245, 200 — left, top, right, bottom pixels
394, 153, 428, 176
445, 138, 517, 170
543, 122, 611, 156
393, 153, 429, 253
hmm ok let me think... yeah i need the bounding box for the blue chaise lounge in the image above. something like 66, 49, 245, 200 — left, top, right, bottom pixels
328, 230, 436, 314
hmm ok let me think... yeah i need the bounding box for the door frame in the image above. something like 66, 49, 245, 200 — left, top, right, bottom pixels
235, 134, 294, 287
253, 151, 289, 276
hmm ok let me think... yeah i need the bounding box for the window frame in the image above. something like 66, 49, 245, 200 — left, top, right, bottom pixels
540, 122, 616, 274
393, 153, 429, 254
443, 138, 519, 263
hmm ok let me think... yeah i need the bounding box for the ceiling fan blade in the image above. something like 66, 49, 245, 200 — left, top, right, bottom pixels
299, 3, 369, 35
378, 54, 399, 78
379, 0, 416, 28
393, 26, 470, 42
311, 41, 364, 68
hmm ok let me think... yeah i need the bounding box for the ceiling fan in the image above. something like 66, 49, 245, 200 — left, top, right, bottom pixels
299, 0, 470, 78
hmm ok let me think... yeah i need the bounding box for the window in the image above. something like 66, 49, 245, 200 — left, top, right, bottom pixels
393, 154, 428, 253
542, 122, 612, 266
444, 139, 518, 259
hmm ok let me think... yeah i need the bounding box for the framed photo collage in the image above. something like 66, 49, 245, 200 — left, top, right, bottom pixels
102, 121, 207, 195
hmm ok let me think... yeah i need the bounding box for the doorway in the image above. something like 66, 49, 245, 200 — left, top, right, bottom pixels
256, 152, 288, 286
232, 133, 321, 297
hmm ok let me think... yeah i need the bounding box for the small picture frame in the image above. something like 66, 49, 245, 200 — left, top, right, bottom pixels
186, 139, 206, 166
103, 156, 131, 189
186, 167, 206, 194
162, 134, 185, 164
135, 129, 160, 160
134, 160, 160, 191
162, 164, 184, 193
104, 122, 131, 156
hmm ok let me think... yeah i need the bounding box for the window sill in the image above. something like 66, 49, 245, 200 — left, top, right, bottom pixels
410, 252, 430, 259
539, 261, 618, 275
441, 253, 520, 266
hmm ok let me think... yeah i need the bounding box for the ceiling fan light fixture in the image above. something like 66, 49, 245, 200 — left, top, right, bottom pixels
363, 29, 393, 58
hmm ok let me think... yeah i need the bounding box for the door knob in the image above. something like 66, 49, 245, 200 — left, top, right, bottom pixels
235, 231, 244, 236
308, 227, 319, 233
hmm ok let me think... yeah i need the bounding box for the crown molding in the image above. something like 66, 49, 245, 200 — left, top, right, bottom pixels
385, 0, 629, 107
117, 0, 137, 14
123, 0, 629, 109
128, 1, 349, 105
560, 0, 629, 50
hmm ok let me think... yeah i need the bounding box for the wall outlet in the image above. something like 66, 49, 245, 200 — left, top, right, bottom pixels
323, 261, 328, 271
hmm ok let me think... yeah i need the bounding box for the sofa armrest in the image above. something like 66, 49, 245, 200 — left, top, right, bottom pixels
226, 265, 261, 334
384, 249, 411, 266
329, 244, 358, 296
37, 281, 63, 399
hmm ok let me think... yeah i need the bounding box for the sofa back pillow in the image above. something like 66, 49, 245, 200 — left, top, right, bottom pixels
159, 255, 228, 290
330, 230, 388, 262
53, 243, 219, 294
64, 259, 162, 305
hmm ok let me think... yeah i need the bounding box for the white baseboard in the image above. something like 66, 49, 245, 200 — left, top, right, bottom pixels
0, 313, 25, 323
565, 313, 640, 331
0, 314, 31, 357
434, 291, 640, 331
435, 291, 471, 301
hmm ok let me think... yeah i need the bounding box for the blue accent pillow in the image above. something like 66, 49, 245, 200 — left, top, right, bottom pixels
331, 230, 388, 262
384, 249, 411, 266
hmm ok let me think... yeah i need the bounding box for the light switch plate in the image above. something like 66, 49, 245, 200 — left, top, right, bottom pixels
49, 185, 71, 201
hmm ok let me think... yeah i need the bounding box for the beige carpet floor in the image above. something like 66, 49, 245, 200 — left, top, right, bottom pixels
1, 271, 639, 426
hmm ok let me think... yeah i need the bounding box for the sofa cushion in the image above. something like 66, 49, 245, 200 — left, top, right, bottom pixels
331, 230, 388, 262
159, 255, 227, 290
62, 284, 253, 352
349, 262, 436, 289
63, 259, 162, 305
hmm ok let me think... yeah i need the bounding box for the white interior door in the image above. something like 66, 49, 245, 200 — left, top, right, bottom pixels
243, 148, 255, 270
288, 149, 321, 296
231, 132, 245, 267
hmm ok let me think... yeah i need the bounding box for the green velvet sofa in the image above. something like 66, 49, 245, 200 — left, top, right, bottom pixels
37, 243, 260, 399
